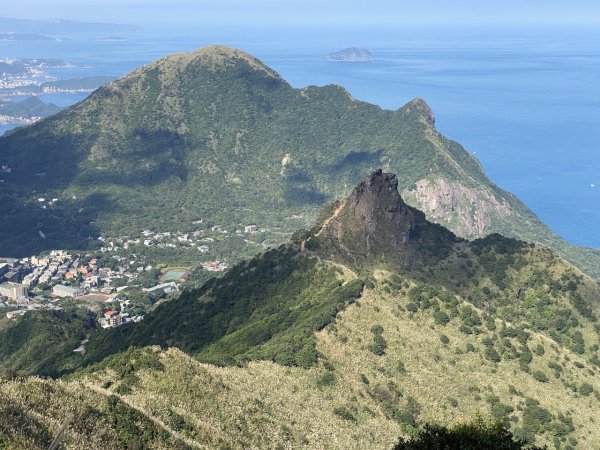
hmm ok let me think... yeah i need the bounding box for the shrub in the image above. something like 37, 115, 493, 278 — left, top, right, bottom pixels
459, 324, 474, 335
460, 307, 482, 327
579, 382, 593, 396
371, 324, 384, 335
397, 361, 407, 375
532, 371, 549, 383
333, 406, 356, 421
433, 310, 450, 326
394, 417, 546, 450
406, 302, 418, 313
519, 349, 533, 365
316, 371, 336, 387
484, 347, 501, 363
440, 334, 450, 345
369, 334, 387, 356
568, 331, 585, 354
533, 344, 545, 356
521, 399, 552, 440
487, 398, 515, 421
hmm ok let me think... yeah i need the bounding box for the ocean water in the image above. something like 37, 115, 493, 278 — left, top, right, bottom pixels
1, 25, 598, 247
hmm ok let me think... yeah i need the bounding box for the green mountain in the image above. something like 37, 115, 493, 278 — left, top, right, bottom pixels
2, 171, 598, 449
0, 45, 598, 279
0, 96, 62, 118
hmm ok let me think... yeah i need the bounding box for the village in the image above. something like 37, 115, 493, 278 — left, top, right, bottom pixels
0, 113, 40, 125
0, 222, 264, 328
0, 58, 49, 91
0, 249, 149, 326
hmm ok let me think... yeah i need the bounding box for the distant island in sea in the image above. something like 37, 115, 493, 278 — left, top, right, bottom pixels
325, 47, 374, 61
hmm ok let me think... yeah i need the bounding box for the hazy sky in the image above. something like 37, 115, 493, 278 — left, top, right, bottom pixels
2, 0, 600, 27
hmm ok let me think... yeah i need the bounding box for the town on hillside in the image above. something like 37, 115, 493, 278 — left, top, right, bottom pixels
0, 222, 265, 327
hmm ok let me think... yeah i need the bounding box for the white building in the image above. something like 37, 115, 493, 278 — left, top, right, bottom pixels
6, 310, 25, 319
52, 284, 84, 298
245, 225, 259, 234
142, 282, 178, 293
0, 282, 28, 301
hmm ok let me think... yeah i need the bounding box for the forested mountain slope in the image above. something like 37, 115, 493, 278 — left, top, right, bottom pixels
0, 45, 598, 278
3, 171, 598, 448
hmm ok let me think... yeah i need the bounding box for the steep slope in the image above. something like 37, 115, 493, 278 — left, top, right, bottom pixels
0, 45, 598, 278
304, 169, 459, 269
2, 171, 600, 449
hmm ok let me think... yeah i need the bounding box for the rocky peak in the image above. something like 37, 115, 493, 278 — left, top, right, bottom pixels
402, 98, 436, 126
310, 169, 444, 268
345, 169, 416, 231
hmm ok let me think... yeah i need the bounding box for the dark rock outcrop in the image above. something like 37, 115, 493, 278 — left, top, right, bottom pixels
311, 169, 459, 269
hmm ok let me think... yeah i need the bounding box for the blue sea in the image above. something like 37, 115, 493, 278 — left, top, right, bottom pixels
1, 25, 599, 247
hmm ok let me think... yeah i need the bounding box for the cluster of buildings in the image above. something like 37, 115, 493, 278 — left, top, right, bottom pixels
40, 85, 97, 94
201, 261, 228, 272
0, 114, 40, 125
0, 250, 165, 326
0, 219, 261, 323
137, 228, 219, 251
0, 261, 63, 314
97, 223, 263, 273
15, 250, 147, 294
0, 58, 48, 90
98, 309, 142, 329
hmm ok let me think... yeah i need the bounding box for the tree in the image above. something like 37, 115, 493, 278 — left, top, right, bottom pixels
394, 417, 546, 450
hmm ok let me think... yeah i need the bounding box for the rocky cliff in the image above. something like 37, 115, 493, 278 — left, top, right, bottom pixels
402, 178, 512, 237
310, 170, 458, 269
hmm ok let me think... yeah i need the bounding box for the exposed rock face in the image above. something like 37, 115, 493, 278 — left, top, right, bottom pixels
405, 97, 435, 126
403, 178, 513, 238
312, 170, 458, 268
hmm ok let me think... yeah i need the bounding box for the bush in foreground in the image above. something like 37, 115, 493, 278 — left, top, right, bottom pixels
393, 417, 546, 450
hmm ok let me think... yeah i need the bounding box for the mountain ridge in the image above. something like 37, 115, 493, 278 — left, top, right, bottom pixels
0, 44, 599, 281
2, 170, 600, 448
63, 170, 600, 373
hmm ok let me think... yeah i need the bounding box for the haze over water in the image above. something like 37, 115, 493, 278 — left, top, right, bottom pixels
1, 24, 599, 247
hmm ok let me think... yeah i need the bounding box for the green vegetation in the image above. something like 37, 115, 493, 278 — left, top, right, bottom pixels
394, 417, 546, 450
0, 96, 61, 118
1, 171, 600, 448
369, 324, 388, 355
82, 246, 364, 369
0, 308, 95, 377
0, 45, 598, 283
0, 374, 193, 449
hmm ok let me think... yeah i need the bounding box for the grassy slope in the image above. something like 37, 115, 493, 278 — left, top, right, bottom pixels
0, 374, 194, 450
2, 272, 599, 449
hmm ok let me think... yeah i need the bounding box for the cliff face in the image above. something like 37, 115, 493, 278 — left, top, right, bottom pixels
403, 178, 513, 238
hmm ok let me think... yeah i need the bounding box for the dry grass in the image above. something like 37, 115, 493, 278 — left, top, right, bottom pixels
1, 270, 599, 449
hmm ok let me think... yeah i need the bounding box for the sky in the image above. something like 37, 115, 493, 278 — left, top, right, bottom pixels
2, 0, 600, 27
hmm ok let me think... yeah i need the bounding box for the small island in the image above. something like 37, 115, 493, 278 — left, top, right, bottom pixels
325, 47, 374, 62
